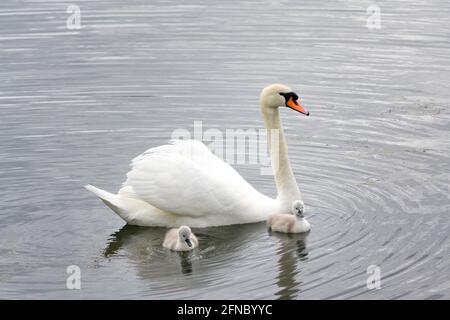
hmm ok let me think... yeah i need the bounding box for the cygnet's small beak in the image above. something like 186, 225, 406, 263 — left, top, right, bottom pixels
185, 238, 192, 247
286, 97, 309, 116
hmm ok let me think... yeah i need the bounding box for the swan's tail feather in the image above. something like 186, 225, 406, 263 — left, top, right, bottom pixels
85, 184, 114, 205
85, 184, 177, 227
84, 184, 126, 216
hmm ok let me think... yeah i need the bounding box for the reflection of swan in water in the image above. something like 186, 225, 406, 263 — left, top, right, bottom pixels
269, 231, 309, 300
102, 223, 269, 279
100, 224, 309, 298
103, 225, 165, 257
103, 225, 195, 275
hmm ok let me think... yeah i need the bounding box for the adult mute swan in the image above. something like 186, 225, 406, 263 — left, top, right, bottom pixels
85, 84, 310, 228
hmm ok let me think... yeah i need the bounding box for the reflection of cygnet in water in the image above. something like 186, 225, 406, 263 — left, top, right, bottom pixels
267, 200, 311, 234
163, 225, 198, 251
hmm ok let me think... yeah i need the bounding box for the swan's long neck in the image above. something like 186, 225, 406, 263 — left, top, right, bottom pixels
262, 107, 302, 207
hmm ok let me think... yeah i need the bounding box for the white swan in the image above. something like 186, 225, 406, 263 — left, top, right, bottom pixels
85, 83, 310, 228
267, 200, 311, 233
163, 225, 198, 251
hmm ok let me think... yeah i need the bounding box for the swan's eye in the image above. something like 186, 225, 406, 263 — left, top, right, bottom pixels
279, 92, 298, 102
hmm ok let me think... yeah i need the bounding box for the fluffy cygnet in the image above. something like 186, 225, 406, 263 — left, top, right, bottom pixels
267, 200, 311, 233
163, 225, 198, 251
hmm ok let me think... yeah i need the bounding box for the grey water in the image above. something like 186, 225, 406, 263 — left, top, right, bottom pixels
0, 0, 449, 299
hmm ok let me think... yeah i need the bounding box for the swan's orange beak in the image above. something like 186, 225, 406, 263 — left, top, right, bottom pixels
286, 97, 309, 116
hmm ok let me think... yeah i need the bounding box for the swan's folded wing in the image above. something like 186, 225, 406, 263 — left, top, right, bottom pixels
130, 139, 245, 180
123, 140, 259, 217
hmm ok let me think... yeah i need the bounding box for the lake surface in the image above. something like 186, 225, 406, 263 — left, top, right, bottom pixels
0, 0, 449, 299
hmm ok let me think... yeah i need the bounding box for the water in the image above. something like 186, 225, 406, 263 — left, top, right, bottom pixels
0, 0, 449, 299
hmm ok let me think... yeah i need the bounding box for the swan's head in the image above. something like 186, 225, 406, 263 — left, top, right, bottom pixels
260, 84, 309, 116
178, 225, 194, 247
291, 200, 305, 218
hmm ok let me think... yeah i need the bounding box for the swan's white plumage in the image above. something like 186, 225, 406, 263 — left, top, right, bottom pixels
121, 139, 279, 223
85, 84, 310, 228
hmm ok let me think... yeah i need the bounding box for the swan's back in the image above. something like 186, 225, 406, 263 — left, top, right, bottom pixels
120, 139, 278, 223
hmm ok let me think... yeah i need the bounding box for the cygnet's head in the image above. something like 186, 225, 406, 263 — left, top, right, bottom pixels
291, 200, 305, 218
259, 84, 309, 116
178, 225, 193, 247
